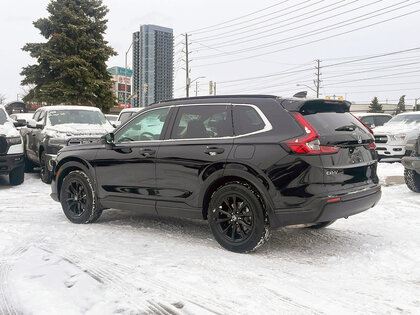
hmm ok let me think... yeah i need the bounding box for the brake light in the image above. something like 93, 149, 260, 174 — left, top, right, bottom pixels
286, 113, 340, 154
368, 142, 376, 149
351, 114, 374, 135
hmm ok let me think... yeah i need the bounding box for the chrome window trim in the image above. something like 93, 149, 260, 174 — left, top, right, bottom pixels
114, 103, 273, 144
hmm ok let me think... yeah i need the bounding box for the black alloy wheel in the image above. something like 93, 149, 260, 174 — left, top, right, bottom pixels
40, 151, 52, 184
60, 170, 102, 224
208, 182, 270, 253
63, 180, 88, 217
214, 195, 254, 243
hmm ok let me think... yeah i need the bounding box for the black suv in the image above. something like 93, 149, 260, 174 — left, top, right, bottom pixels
50, 96, 381, 252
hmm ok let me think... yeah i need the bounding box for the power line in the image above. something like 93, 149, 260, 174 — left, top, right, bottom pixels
194, 3, 420, 67
195, 0, 414, 60
193, 0, 326, 42
187, 0, 290, 34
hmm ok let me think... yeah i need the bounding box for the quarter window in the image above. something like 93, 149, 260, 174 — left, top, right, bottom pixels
170, 105, 232, 139
233, 105, 265, 135
115, 107, 169, 142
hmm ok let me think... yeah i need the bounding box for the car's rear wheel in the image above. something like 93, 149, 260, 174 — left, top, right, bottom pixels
9, 166, 24, 186
60, 170, 102, 223
305, 220, 336, 229
404, 168, 420, 193
208, 182, 270, 253
40, 151, 52, 184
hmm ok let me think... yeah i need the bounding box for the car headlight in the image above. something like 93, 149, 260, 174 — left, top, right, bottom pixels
7, 137, 22, 145
48, 137, 69, 146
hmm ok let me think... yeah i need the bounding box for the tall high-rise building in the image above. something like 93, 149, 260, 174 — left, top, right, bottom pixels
132, 25, 174, 107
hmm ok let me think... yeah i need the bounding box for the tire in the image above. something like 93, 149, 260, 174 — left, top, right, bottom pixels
9, 166, 24, 186
40, 151, 52, 184
60, 170, 103, 224
305, 220, 336, 229
24, 155, 35, 172
208, 182, 270, 253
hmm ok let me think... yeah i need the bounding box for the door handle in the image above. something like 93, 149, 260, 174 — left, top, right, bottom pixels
139, 148, 156, 157
204, 147, 225, 156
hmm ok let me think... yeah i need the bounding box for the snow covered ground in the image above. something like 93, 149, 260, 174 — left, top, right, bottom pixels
0, 162, 419, 314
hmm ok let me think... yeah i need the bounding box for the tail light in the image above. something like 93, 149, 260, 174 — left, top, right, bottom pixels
351, 114, 374, 135
286, 113, 340, 154
365, 142, 376, 149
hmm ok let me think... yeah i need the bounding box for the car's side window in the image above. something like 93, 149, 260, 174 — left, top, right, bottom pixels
114, 107, 169, 143
33, 110, 41, 122
233, 105, 265, 135
38, 111, 46, 124
170, 105, 232, 139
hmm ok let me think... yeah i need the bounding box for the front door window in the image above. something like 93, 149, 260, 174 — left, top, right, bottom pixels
115, 107, 170, 142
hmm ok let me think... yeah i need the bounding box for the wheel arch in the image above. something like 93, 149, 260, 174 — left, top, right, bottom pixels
201, 169, 276, 226
56, 158, 94, 200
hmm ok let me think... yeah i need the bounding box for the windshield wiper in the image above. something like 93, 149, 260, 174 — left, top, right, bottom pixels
335, 125, 356, 132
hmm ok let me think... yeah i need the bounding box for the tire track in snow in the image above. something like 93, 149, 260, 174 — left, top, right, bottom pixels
37, 243, 226, 314
0, 246, 28, 315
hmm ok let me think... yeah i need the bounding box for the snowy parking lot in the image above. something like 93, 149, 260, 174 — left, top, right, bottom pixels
0, 162, 419, 314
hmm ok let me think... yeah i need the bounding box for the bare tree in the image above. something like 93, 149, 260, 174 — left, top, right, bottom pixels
0, 93, 6, 104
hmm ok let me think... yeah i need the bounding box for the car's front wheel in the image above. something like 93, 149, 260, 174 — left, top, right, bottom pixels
60, 170, 102, 223
40, 151, 52, 184
208, 182, 270, 253
9, 166, 24, 185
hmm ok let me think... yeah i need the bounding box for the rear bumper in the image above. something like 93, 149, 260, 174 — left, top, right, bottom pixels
375, 144, 405, 158
272, 186, 381, 227
0, 154, 24, 175
402, 156, 420, 172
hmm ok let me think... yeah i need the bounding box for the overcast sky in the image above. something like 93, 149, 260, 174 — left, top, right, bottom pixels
1, 0, 420, 105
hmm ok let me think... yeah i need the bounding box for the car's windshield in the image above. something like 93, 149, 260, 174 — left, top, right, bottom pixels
48, 110, 108, 126
387, 114, 420, 125
0, 109, 8, 125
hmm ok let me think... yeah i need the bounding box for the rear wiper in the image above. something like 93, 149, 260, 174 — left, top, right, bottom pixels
335, 125, 356, 131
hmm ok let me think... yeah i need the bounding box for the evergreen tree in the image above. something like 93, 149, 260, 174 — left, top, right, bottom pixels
20, 0, 117, 112
368, 97, 383, 113
396, 95, 406, 114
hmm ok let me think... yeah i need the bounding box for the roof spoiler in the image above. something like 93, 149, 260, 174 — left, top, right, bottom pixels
280, 99, 351, 114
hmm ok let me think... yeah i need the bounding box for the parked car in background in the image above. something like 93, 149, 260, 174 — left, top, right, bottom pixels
21, 105, 114, 184
373, 112, 420, 160
50, 96, 380, 253
105, 114, 118, 122
0, 106, 24, 185
117, 107, 144, 122
10, 113, 34, 128
354, 113, 392, 128
402, 135, 420, 192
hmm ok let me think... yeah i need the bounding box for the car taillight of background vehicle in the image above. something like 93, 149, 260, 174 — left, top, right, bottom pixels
285, 113, 340, 154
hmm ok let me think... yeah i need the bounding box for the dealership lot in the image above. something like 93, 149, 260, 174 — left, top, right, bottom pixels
0, 163, 419, 314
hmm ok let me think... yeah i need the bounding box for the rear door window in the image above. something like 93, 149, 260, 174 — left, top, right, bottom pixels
233, 105, 266, 135
170, 105, 233, 139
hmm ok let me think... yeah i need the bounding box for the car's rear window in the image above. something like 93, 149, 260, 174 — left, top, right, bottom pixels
304, 112, 370, 136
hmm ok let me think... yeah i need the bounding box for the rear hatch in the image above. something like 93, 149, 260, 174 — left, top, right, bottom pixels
282, 99, 379, 195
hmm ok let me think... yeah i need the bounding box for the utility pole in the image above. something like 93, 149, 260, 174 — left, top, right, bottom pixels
195, 81, 198, 96
214, 82, 217, 96
315, 59, 321, 98
185, 33, 190, 97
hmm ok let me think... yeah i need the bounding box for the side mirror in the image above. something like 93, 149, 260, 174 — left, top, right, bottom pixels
104, 133, 114, 145
112, 121, 122, 128
13, 119, 27, 127
27, 119, 37, 128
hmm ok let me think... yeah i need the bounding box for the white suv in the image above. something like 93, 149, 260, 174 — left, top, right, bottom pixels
0, 106, 25, 185
373, 112, 420, 159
